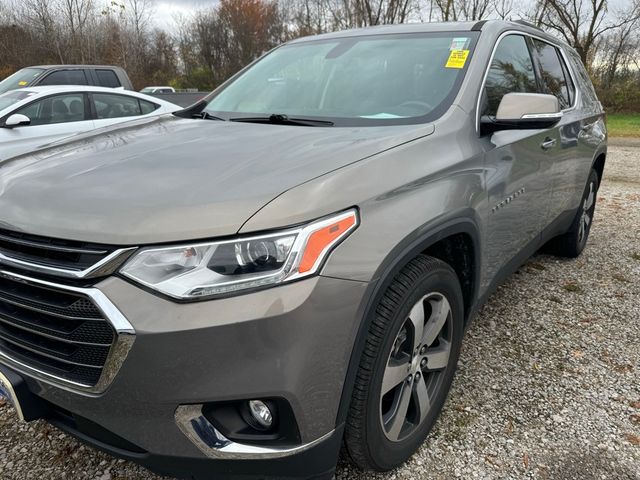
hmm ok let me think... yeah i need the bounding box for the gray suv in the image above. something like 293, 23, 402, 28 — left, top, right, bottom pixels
0, 20, 606, 480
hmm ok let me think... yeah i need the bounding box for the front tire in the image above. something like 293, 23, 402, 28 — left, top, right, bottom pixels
344, 255, 464, 471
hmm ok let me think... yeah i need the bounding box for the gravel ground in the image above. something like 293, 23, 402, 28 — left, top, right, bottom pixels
0, 145, 638, 480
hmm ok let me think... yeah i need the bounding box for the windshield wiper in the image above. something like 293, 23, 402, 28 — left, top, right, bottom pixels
193, 111, 225, 121
230, 114, 334, 127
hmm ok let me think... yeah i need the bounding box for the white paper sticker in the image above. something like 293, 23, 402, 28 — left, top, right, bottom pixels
450, 37, 470, 51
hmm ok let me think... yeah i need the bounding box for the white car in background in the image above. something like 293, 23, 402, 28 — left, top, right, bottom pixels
140, 86, 176, 94
0, 86, 181, 160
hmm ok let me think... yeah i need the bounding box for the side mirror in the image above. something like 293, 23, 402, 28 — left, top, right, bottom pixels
3, 114, 31, 129
481, 93, 562, 135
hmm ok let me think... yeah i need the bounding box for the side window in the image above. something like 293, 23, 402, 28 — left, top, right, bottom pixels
95, 70, 121, 88
93, 93, 142, 119
38, 70, 88, 86
15, 94, 86, 126
567, 49, 598, 108
483, 35, 538, 117
558, 54, 576, 106
139, 100, 160, 115
530, 39, 574, 109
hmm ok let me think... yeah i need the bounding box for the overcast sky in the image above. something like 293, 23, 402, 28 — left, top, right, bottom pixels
153, 0, 211, 30
1, 0, 631, 32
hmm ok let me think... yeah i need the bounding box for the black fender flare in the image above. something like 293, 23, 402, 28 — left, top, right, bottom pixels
590, 143, 607, 184
334, 210, 482, 429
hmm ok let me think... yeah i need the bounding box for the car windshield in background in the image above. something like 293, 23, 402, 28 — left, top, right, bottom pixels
0, 90, 37, 111
204, 32, 479, 127
0, 68, 44, 95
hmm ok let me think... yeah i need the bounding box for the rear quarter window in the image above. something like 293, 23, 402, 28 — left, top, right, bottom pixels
140, 100, 160, 115
565, 49, 599, 108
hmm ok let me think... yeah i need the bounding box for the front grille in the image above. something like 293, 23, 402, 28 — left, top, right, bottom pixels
0, 274, 115, 387
0, 228, 117, 272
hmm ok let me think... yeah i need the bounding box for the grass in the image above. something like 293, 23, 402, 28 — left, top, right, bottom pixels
607, 114, 640, 138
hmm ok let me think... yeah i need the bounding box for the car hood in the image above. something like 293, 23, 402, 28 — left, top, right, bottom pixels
0, 115, 434, 244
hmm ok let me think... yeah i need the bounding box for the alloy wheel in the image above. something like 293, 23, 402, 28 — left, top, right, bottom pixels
380, 292, 453, 442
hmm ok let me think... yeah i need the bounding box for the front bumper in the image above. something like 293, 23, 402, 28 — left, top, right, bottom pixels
1, 273, 369, 479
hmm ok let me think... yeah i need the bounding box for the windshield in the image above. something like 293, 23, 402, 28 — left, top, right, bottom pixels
204, 32, 478, 126
0, 90, 38, 112
0, 68, 44, 95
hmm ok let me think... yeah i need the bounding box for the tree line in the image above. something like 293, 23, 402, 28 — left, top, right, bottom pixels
0, 0, 638, 111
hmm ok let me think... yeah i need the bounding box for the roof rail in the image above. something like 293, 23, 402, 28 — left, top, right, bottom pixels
513, 19, 544, 32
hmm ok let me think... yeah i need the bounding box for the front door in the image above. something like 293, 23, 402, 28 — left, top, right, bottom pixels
1, 93, 94, 159
479, 34, 555, 287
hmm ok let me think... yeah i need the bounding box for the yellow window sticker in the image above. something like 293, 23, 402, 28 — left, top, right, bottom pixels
18, 81, 28, 86
446, 50, 470, 69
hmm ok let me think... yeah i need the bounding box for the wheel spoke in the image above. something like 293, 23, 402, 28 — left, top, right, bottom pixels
422, 297, 450, 346
408, 300, 425, 351
385, 382, 412, 441
584, 213, 591, 226
413, 375, 431, 424
584, 183, 595, 210
382, 360, 409, 395
578, 221, 585, 242
422, 340, 451, 371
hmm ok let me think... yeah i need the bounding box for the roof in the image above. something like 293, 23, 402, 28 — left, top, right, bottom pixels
30, 65, 124, 70
17, 86, 128, 94
3, 86, 181, 108
288, 19, 561, 45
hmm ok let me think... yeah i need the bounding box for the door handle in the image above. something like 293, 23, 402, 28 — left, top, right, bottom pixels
541, 137, 557, 150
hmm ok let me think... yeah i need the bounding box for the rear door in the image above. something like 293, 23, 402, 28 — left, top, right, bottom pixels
528, 39, 594, 224
480, 34, 555, 282
0, 93, 94, 158
531, 38, 586, 226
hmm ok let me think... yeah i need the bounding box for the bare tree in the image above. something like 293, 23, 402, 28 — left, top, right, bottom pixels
532, 0, 640, 68
457, 0, 491, 20
494, 0, 514, 19
433, 0, 457, 20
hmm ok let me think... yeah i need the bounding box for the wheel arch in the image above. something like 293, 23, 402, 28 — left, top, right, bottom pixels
334, 212, 482, 429
591, 149, 606, 187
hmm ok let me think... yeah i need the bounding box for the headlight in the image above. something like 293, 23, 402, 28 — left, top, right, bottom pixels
120, 209, 358, 300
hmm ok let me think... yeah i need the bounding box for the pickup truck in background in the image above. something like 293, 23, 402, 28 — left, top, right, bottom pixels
0, 66, 209, 108
0, 65, 134, 94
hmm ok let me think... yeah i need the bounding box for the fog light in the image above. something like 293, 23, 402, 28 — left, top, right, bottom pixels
248, 400, 273, 430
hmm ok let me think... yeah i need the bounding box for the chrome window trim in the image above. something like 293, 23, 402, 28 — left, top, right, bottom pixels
475, 29, 580, 134
521, 112, 564, 119
0, 269, 135, 394
0, 247, 137, 280
175, 404, 334, 460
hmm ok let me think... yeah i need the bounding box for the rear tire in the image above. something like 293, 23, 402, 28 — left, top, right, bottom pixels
544, 169, 599, 258
344, 255, 464, 471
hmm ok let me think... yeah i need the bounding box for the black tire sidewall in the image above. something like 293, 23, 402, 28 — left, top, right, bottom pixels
573, 169, 599, 253
364, 264, 464, 470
